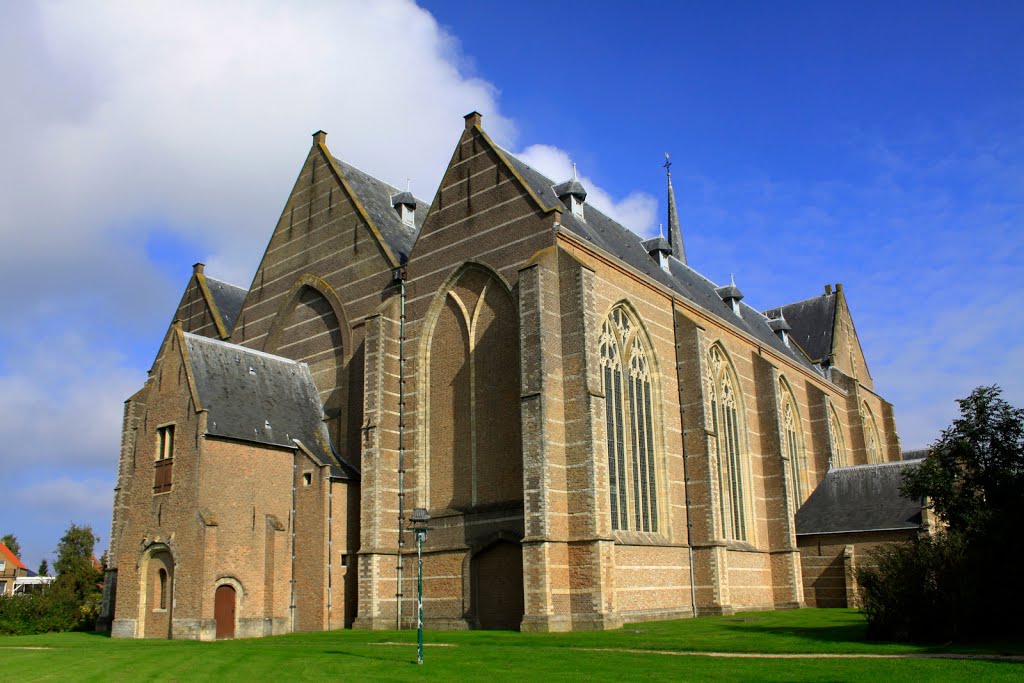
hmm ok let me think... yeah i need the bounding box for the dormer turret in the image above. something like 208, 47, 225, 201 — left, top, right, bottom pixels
643, 224, 673, 272
554, 164, 587, 221
767, 314, 792, 347
716, 276, 744, 317
392, 190, 417, 227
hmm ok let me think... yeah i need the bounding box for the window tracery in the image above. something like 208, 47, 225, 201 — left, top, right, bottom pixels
600, 306, 659, 532
708, 345, 749, 541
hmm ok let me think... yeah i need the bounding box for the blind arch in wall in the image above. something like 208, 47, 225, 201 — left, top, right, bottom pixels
862, 402, 882, 464
828, 404, 848, 468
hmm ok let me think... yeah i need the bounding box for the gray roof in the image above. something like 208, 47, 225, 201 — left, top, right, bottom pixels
499, 150, 818, 373
767, 315, 791, 333
391, 191, 417, 208
332, 158, 427, 264
204, 275, 247, 333
716, 283, 744, 302
901, 448, 931, 461
795, 460, 924, 535
642, 235, 672, 254
553, 178, 587, 200
183, 333, 355, 478
764, 292, 836, 364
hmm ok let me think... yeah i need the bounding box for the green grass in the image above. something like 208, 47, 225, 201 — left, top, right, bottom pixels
0, 609, 1021, 681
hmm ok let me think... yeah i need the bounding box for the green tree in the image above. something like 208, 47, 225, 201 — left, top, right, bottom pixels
859, 386, 1024, 642
901, 385, 1024, 537
37, 559, 49, 577
1, 534, 21, 560
53, 524, 100, 600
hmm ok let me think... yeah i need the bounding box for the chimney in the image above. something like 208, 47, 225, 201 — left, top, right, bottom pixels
825, 284, 833, 296
312, 130, 327, 145
193, 262, 205, 275
464, 111, 482, 129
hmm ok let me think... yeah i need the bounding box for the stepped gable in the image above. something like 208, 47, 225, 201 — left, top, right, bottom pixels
499, 149, 816, 371
764, 291, 837, 364
795, 460, 924, 535
183, 333, 356, 478
331, 157, 427, 264
203, 276, 247, 333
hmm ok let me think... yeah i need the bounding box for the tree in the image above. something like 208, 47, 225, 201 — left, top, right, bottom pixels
37, 559, 49, 577
0, 534, 21, 560
53, 524, 101, 600
858, 386, 1024, 642
901, 385, 1024, 537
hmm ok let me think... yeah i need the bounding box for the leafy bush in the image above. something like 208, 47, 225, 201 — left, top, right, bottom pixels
858, 386, 1024, 642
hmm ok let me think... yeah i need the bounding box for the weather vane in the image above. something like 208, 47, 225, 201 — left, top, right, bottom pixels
663, 152, 672, 173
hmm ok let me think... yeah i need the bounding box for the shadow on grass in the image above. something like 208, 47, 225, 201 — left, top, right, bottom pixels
321, 649, 417, 665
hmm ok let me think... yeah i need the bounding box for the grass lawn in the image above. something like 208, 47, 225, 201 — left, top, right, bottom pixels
1, 609, 1021, 681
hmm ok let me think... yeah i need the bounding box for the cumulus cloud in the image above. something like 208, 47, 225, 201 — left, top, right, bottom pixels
516, 144, 659, 235
0, 0, 660, 562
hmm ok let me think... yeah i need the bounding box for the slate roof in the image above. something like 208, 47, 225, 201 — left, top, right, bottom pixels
332, 157, 428, 264
499, 149, 818, 372
764, 292, 837, 364
204, 276, 247, 333
183, 333, 356, 478
795, 460, 924, 535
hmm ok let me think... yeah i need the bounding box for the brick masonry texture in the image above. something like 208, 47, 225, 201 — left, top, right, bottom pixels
104, 115, 914, 639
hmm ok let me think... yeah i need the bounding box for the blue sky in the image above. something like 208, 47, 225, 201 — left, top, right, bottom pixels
1, 0, 1021, 570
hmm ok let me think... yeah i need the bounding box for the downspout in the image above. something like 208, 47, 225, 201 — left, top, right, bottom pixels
395, 268, 407, 629
327, 474, 333, 628
290, 454, 297, 632
673, 304, 699, 618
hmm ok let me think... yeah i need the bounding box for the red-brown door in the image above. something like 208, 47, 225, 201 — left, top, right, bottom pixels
214, 585, 236, 639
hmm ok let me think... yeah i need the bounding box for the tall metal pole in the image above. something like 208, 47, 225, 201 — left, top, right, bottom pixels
416, 529, 424, 665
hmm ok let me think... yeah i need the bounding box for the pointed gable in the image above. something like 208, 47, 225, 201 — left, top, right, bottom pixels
764, 288, 838, 365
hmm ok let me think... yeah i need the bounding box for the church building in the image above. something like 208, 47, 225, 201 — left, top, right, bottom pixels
102, 112, 910, 639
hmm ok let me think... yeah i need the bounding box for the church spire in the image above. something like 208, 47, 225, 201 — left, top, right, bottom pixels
664, 153, 686, 264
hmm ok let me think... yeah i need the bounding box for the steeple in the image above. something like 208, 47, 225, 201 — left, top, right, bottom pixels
664, 153, 686, 264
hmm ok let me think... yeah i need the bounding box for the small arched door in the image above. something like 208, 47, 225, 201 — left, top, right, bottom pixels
214, 585, 236, 639
471, 541, 524, 630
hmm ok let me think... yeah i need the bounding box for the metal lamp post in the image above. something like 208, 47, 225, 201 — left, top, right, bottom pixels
408, 507, 430, 665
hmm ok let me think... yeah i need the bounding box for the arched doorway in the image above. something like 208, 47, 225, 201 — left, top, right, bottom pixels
214, 585, 236, 639
140, 547, 174, 639
471, 541, 524, 630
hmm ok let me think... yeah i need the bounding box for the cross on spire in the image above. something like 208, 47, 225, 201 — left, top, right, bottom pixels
664, 153, 686, 264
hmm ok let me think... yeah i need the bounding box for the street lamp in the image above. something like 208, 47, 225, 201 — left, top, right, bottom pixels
408, 507, 430, 665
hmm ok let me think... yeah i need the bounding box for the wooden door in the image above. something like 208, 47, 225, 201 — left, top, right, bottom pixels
471, 541, 524, 630
214, 585, 236, 639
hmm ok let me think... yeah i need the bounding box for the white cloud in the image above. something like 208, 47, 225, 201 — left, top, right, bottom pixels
516, 144, 659, 235
0, 0, 664, 559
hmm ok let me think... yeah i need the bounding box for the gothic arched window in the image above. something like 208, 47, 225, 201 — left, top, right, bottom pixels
707, 345, 750, 542
779, 379, 807, 504
862, 403, 882, 464
829, 405, 848, 468
600, 307, 659, 533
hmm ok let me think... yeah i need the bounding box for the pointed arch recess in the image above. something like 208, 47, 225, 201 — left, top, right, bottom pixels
421, 262, 521, 511
705, 342, 753, 542
861, 402, 882, 464
828, 403, 848, 468
600, 302, 663, 534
